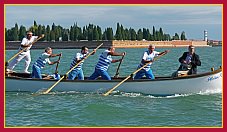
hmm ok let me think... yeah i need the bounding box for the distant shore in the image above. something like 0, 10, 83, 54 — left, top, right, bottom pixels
5, 40, 209, 50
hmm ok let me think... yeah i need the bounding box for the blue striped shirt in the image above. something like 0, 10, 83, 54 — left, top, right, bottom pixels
70, 52, 88, 70
34, 53, 51, 69
95, 50, 112, 71
138, 50, 159, 71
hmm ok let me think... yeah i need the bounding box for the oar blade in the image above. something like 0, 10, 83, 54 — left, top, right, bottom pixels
43, 76, 65, 94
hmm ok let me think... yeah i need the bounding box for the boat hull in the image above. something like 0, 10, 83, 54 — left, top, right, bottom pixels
5, 69, 222, 95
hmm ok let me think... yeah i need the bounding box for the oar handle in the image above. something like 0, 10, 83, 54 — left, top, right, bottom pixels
55, 53, 62, 74
103, 52, 167, 96
7, 36, 44, 63
114, 54, 125, 77
41, 43, 104, 95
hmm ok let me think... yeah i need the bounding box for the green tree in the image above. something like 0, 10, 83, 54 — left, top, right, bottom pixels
70, 26, 74, 41
102, 29, 107, 40
38, 25, 42, 36
159, 28, 164, 41
124, 28, 130, 40
50, 30, 55, 41
62, 29, 69, 41
73, 23, 79, 41
93, 26, 99, 40
180, 31, 187, 40
18, 25, 26, 40
5, 28, 9, 41
130, 28, 136, 40
46, 25, 51, 41
87, 24, 94, 41
164, 34, 171, 41
6, 22, 186, 42
106, 27, 113, 40
143, 28, 148, 40
120, 24, 125, 40
33, 20, 38, 35
6, 29, 13, 41
152, 26, 156, 41
172, 33, 180, 40
115, 23, 122, 40
137, 29, 143, 40
12, 27, 18, 41
156, 31, 161, 41
82, 26, 88, 40
97, 26, 102, 40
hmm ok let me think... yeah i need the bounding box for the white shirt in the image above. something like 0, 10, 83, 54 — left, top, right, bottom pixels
185, 53, 192, 64
138, 50, 160, 71
20, 36, 38, 51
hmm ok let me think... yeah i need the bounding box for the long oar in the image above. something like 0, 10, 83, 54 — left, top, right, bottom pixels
53, 54, 62, 80
103, 52, 167, 96
7, 36, 44, 63
55, 53, 62, 74
41, 43, 103, 94
114, 54, 125, 78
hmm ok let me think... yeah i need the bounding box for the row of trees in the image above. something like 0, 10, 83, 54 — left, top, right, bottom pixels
5, 21, 187, 41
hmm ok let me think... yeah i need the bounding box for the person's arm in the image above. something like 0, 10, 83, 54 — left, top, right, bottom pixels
142, 59, 152, 63
48, 53, 61, 65
111, 59, 122, 63
49, 53, 62, 58
49, 61, 59, 65
20, 34, 44, 47
33, 34, 44, 39
110, 52, 126, 63
43, 53, 59, 65
91, 49, 96, 55
158, 50, 170, 55
179, 52, 187, 63
191, 54, 201, 66
109, 52, 125, 56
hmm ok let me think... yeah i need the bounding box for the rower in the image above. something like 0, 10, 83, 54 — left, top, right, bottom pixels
134, 44, 169, 79
7, 31, 44, 73
67, 46, 96, 80
31, 47, 62, 79
88, 47, 126, 80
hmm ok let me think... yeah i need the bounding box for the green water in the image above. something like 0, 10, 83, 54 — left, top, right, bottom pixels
5, 46, 222, 127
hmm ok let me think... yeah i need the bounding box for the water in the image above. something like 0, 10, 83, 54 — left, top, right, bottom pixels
5, 46, 222, 127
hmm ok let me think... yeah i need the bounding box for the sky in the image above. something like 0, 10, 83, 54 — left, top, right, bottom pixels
5, 5, 222, 40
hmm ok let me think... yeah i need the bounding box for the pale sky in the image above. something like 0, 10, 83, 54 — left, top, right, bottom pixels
5, 5, 222, 40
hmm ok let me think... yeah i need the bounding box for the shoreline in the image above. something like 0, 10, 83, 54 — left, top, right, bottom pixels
5, 40, 210, 50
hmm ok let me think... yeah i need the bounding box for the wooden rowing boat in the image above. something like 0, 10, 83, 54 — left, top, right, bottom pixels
5, 67, 222, 95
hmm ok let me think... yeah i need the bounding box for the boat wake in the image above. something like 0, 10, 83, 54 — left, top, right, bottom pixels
29, 86, 222, 98
197, 88, 222, 95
